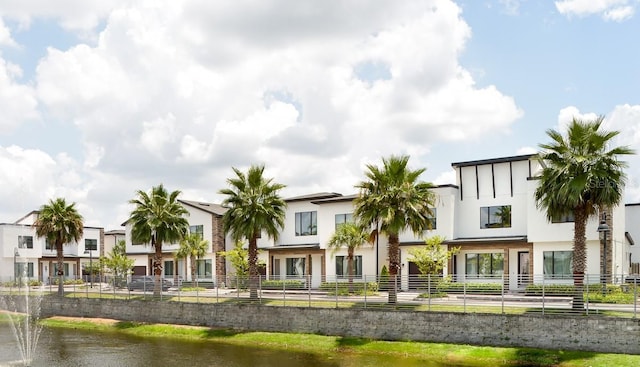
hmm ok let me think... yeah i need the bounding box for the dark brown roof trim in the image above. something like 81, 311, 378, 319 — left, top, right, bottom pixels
285, 192, 342, 202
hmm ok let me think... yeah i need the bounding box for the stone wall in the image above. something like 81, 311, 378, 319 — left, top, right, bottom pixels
40, 298, 640, 354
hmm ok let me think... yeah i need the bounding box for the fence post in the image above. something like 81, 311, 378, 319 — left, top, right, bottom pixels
307, 274, 311, 308
282, 276, 286, 307
259, 275, 263, 305
463, 281, 467, 313
215, 276, 219, 304
542, 274, 545, 316
427, 274, 431, 312
335, 277, 338, 309
585, 274, 589, 316
236, 276, 239, 300
501, 274, 504, 315
634, 279, 637, 319
364, 275, 367, 309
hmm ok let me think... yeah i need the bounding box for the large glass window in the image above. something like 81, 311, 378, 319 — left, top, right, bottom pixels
18, 235, 33, 249
465, 253, 504, 277
286, 258, 306, 277
336, 255, 362, 278
190, 225, 204, 238
45, 239, 53, 250
334, 213, 353, 230
551, 213, 575, 223
543, 251, 573, 278
85, 239, 98, 251
196, 259, 212, 278
54, 263, 70, 276
164, 261, 174, 277
15, 262, 34, 278
295, 211, 317, 236
480, 206, 511, 228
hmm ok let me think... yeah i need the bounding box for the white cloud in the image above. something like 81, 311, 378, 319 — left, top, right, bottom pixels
0, 58, 39, 133
0, 17, 17, 46
1, 0, 525, 227
517, 146, 538, 155
433, 169, 456, 186
555, 0, 635, 21
556, 106, 599, 132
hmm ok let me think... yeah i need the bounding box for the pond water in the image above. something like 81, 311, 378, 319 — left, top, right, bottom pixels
0, 325, 461, 367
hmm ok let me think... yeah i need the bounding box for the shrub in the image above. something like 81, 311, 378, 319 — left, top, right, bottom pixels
436, 281, 503, 294
319, 281, 378, 296
379, 265, 390, 291
260, 279, 306, 290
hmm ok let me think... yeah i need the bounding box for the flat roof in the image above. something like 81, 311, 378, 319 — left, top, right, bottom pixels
285, 192, 342, 202
451, 154, 535, 168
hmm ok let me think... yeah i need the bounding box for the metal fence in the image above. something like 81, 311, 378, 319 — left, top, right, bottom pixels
1, 273, 638, 318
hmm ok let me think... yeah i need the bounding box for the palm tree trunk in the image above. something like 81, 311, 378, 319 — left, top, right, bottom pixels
248, 237, 259, 300
190, 254, 197, 288
388, 233, 400, 304
153, 240, 163, 298
56, 240, 64, 297
347, 250, 354, 294
572, 206, 588, 310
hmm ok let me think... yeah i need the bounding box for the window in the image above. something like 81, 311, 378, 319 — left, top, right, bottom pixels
45, 239, 53, 250
286, 257, 306, 277
164, 261, 174, 277
335, 213, 353, 230
543, 251, 573, 278
295, 211, 317, 236
480, 206, 511, 228
196, 259, 212, 278
190, 225, 204, 238
551, 212, 575, 223
54, 263, 70, 276
18, 236, 33, 249
85, 239, 98, 251
336, 255, 362, 278
465, 253, 504, 277
426, 208, 437, 230
15, 262, 34, 278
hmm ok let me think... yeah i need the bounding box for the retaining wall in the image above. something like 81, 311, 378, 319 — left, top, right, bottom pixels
40, 298, 640, 354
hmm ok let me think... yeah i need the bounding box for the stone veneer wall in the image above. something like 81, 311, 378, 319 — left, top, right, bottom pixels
40, 298, 640, 354
212, 215, 226, 281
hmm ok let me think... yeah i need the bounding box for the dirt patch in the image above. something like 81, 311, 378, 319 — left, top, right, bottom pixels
47, 316, 121, 326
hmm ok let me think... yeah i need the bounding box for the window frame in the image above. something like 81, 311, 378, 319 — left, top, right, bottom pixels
334, 213, 354, 230
295, 211, 317, 236
465, 252, 504, 278
18, 235, 34, 249
543, 251, 573, 279
335, 255, 363, 279
480, 205, 512, 229
285, 257, 306, 277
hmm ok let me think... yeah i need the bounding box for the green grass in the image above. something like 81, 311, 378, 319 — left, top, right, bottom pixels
39, 317, 640, 367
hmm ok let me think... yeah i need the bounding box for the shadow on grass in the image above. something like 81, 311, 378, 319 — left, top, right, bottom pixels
335, 336, 373, 348
511, 348, 596, 367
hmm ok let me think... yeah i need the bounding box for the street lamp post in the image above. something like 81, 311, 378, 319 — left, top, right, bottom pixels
597, 213, 610, 296
14, 248, 19, 285
84, 249, 93, 288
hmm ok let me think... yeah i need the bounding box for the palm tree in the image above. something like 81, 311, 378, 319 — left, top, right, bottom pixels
535, 116, 634, 309
354, 155, 436, 304
219, 165, 286, 300
177, 232, 209, 288
128, 184, 189, 297
34, 198, 84, 296
327, 221, 371, 293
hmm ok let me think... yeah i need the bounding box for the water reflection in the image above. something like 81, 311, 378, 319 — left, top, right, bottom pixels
0, 325, 451, 367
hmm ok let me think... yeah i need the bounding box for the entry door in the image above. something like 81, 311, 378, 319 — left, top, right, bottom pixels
518, 251, 530, 287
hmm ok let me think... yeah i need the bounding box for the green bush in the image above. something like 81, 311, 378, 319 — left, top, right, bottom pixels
319, 281, 378, 296
436, 281, 503, 294
525, 284, 575, 296
379, 265, 390, 291
260, 279, 306, 290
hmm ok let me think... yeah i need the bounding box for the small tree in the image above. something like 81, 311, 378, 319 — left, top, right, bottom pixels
176, 232, 209, 288
408, 235, 459, 276
103, 240, 134, 288
219, 241, 250, 289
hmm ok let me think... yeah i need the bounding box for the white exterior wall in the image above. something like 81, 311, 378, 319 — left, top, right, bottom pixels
454, 160, 529, 239
279, 201, 320, 245
626, 205, 640, 269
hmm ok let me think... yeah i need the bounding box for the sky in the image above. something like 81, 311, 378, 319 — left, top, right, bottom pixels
0, 0, 639, 230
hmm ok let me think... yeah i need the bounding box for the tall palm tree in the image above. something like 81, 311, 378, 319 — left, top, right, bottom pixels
177, 232, 209, 288
219, 165, 286, 300
354, 155, 436, 304
327, 221, 371, 293
535, 116, 634, 309
34, 198, 84, 296
128, 184, 189, 297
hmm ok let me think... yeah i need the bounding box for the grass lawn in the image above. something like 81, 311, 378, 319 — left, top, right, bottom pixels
40, 317, 640, 367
